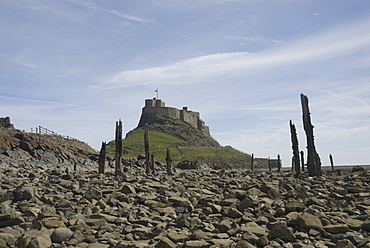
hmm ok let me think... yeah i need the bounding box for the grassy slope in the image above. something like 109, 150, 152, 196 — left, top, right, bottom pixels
106, 129, 253, 168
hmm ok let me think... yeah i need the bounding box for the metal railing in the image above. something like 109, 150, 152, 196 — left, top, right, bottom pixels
24, 125, 78, 141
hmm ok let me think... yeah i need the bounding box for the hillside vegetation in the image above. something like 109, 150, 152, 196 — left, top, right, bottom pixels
106, 117, 254, 168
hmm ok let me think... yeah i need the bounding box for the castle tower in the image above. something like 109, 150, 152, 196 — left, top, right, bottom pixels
137, 99, 211, 136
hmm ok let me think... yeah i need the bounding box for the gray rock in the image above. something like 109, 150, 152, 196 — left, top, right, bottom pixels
235, 240, 257, 248
27, 234, 52, 248
51, 227, 74, 243
85, 187, 102, 201
169, 197, 194, 212
0, 238, 6, 248
0, 233, 16, 246
223, 206, 243, 218
299, 212, 323, 230
211, 238, 235, 247
335, 239, 355, 248
185, 240, 211, 248
323, 224, 350, 234
13, 186, 37, 201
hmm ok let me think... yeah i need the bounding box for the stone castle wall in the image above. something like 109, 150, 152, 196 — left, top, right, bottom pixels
138, 98, 210, 136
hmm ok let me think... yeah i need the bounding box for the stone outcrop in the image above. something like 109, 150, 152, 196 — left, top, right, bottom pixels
0, 117, 98, 169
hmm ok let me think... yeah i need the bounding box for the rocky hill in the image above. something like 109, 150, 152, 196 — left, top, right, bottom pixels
0, 117, 98, 169
127, 115, 220, 147
108, 115, 256, 169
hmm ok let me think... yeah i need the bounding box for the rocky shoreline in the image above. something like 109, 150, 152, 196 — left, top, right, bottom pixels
0, 161, 369, 248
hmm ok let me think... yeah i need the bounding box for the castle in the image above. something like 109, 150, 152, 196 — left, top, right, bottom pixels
137, 98, 211, 136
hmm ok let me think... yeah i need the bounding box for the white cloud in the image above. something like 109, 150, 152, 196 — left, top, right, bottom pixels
0, 96, 55, 104
229, 35, 281, 44
99, 18, 369, 88
69, 0, 153, 23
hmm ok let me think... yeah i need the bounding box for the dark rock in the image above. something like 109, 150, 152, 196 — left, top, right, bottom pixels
268, 221, 295, 242
235, 240, 257, 248
0, 217, 24, 228
157, 237, 176, 248
351, 166, 365, 172
323, 224, 350, 234
363, 217, 370, 231
176, 160, 210, 170
218, 219, 233, 233
335, 239, 355, 248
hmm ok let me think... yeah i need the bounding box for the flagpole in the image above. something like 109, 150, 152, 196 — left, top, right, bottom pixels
155, 88, 158, 99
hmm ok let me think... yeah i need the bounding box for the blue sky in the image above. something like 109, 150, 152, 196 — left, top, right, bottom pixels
1, 0, 369, 166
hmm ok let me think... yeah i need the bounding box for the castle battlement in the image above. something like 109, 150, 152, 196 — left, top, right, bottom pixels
138, 98, 210, 136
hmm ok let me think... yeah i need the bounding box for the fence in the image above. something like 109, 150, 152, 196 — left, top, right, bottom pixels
24, 125, 78, 141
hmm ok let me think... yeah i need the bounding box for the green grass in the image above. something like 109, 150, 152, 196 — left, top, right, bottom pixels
106, 129, 252, 167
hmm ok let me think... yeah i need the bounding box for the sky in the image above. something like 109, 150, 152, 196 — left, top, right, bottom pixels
1, 0, 369, 166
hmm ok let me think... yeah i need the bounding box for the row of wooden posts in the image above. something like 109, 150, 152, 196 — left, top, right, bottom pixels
97, 120, 173, 176
97, 94, 333, 177
251, 93, 336, 176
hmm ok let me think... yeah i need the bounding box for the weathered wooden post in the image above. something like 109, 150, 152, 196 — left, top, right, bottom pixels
98, 141, 106, 174
291, 157, 294, 173
329, 154, 334, 171
290, 120, 300, 177
277, 154, 281, 172
166, 147, 173, 175
250, 153, 254, 172
268, 157, 272, 172
300, 151, 305, 172
316, 153, 322, 176
151, 154, 155, 175
300, 93, 321, 176
144, 124, 151, 175
115, 119, 123, 176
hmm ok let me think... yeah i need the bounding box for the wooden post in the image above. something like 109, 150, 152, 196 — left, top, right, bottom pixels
115, 120, 123, 176
268, 157, 271, 172
329, 154, 334, 171
290, 120, 300, 177
316, 153, 322, 176
144, 124, 151, 175
300, 93, 321, 176
98, 142, 106, 174
300, 151, 305, 172
291, 157, 294, 173
151, 154, 155, 175
277, 154, 281, 172
250, 153, 254, 172
166, 147, 173, 175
